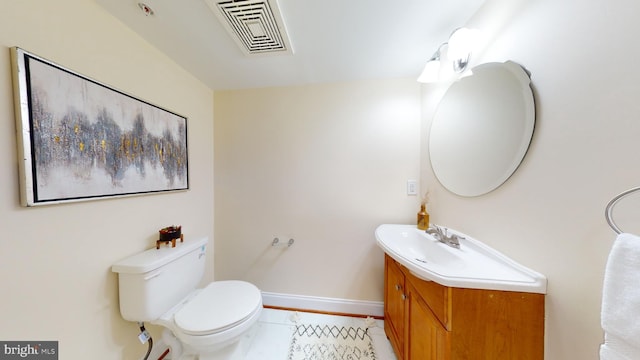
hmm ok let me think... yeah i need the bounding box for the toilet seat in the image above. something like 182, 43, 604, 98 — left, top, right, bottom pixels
174, 280, 262, 336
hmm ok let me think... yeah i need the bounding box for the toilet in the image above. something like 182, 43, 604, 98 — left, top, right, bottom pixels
112, 237, 262, 359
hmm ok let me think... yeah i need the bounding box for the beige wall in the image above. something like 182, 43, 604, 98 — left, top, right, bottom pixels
214, 81, 421, 301
420, 0, 640, 359
0, 1, 214, 358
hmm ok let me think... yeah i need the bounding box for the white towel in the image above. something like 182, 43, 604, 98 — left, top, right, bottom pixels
601, 232, 640, 359
600, 334, 639, 360
601, 345, 627, 360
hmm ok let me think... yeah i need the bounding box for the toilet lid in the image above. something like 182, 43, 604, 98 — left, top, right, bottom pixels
174, 281, 262, 336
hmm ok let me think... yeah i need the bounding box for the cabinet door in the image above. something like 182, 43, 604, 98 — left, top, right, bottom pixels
408, 284, 450, 360
384, 256, 406, 359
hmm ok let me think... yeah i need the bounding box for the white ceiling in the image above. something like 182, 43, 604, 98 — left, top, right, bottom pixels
95, 0, 486, 90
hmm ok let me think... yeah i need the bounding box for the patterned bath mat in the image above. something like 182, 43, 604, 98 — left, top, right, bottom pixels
287, 323, 377, 360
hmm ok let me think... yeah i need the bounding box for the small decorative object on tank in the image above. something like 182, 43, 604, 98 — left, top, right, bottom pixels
157, 225, 183, 249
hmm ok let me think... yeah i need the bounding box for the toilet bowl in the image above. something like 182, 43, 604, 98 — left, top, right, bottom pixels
111, 237, 262, 360
156, 281, 263, 359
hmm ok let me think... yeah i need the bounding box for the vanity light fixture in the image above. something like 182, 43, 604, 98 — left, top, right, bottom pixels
448, 27, 476, 72
417, 44, 445, 83
417, 27, 479, 83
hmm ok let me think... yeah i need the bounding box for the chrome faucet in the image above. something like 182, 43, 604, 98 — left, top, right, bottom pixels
425, 225, 462, 249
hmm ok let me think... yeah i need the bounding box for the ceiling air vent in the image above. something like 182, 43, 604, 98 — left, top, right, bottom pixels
206, 0, 293, 56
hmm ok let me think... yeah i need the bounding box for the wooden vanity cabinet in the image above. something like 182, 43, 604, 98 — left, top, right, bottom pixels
384, 254, 545, 360
406, 280, 450, 360
384, 255, 406, 358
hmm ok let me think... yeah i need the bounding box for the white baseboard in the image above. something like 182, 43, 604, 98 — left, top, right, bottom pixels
261, 292, 384, 318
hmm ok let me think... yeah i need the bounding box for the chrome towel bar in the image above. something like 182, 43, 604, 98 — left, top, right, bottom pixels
605, 186, 640, 234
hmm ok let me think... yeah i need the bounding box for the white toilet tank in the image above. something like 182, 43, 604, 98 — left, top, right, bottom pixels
112, 237, 208, 322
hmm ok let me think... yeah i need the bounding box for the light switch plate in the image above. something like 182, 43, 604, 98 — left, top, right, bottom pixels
407, 180, 417, 195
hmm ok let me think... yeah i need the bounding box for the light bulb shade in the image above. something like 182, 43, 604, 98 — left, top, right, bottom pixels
417, 60, 441, 83
447, 28, 478, 62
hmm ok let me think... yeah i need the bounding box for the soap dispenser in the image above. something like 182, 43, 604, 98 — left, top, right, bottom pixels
417, 203, 429, 230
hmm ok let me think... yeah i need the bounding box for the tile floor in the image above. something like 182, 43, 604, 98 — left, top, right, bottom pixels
241, 308, 397, 360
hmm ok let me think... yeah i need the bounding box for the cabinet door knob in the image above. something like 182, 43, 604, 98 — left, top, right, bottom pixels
401, 293, 407, 301
395, 284, 402, 291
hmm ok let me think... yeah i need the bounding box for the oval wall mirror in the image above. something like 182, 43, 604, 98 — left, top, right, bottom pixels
429, 61, 535, 197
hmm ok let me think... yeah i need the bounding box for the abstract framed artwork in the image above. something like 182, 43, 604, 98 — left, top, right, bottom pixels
10, 47, 188, 206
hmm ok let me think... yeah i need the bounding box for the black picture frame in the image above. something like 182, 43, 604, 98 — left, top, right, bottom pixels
11, 47, 189, 206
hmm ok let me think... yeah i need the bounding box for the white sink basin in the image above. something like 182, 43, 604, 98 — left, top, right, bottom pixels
375, 224, 547, 293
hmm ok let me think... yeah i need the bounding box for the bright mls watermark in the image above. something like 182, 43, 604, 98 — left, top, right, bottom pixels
0, 342, 57, 359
